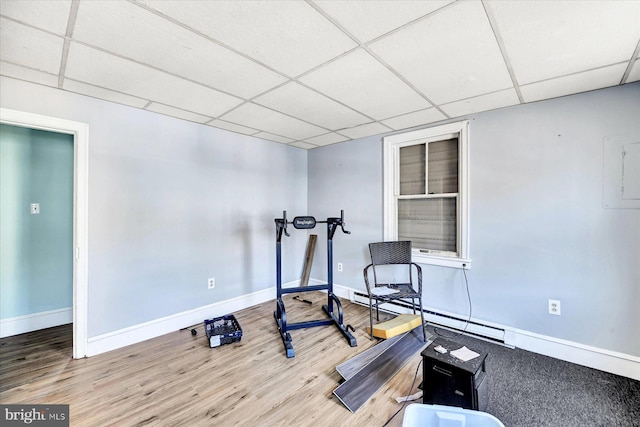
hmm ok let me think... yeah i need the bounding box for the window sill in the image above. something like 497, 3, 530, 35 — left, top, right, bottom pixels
412, 251, 471, 269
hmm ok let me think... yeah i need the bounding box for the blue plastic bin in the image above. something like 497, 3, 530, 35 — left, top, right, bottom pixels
402, 404, 505, 427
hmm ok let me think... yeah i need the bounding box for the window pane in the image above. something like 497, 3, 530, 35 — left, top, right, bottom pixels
399, 144, 425, 195
428, 138, 458, 194
398, 198, 457, 252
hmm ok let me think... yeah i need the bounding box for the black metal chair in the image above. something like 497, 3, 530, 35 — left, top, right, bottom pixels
363, 241, 426, 342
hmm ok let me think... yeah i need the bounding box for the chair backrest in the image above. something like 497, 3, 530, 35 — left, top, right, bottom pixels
368, 241, 412, 265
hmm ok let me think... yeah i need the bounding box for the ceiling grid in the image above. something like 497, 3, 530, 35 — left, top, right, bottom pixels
1, 0, 638, 149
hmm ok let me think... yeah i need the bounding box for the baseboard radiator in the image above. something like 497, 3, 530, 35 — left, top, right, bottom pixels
351, 291, 509, 346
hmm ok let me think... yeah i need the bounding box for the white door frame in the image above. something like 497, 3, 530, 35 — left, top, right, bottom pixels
1, 108, 88, 359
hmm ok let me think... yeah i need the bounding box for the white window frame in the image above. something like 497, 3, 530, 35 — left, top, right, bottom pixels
383, 120, 470, 269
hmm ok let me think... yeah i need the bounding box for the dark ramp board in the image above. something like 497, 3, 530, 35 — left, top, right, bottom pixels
336, 334, 403, 380
333, 327, 432, 413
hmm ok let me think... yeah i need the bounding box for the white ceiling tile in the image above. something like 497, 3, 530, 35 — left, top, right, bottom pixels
0, 18, 63, 74
627, 60, 640, 83
208, 120, 258, 136
289, 141, 317, 149
253, 82, 370, 130
63, 79, 149, 108
337, 122, 390, 139
312, 0, 453, 43
303, 132, 350, 146
65, 42, 243, 118
520, 64, 629, 103
440, 89, 520, 118
73, 1, 286, 99
146, 103, 212, 124
486, 0, 640, 85
220, 103, 326, 140
0, 0, 71, 35
138, 0, 357, 77
0, 62, 58, 87
253, 132, 294, 144
381, 108, 447, 131
369, 1, 513, 105
299, 48, 430, 120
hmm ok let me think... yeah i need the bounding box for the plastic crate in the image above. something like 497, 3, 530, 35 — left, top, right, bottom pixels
204, 314, 242, 348
402, 404, 505, 427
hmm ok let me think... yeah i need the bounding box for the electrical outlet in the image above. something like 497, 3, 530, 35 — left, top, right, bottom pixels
548, 299, 561, 315
337, 262, 343, 272
30, 203, 40, 214
208, 278, 215, 289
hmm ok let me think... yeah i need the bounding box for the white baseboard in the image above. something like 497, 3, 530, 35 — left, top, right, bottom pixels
1, 307, 73, 338
335, 283, 640, 381
87, 287, 277, 357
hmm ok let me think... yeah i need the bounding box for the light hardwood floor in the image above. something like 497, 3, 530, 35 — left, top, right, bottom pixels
1, 293, 422, 426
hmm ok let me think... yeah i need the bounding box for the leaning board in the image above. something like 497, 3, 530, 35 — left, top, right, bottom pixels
333, 327, 431, 413
336, 334, 403, 380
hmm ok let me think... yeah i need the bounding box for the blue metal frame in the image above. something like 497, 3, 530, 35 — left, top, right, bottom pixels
273, 210, 357, 358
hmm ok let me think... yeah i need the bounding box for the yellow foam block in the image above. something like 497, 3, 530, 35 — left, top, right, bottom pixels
366, 314, 422, 339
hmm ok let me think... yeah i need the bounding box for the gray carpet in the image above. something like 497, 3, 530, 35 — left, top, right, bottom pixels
421, 326, 640, 427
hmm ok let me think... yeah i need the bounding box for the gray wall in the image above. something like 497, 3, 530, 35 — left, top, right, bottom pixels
308, 83, 640, 357
0, 124, 74, 319
1, 77, 308, 337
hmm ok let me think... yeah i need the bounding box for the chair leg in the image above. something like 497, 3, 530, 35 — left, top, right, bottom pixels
418, 297, 426, 342
368, 296, 374, 340
375, 299, 380, 321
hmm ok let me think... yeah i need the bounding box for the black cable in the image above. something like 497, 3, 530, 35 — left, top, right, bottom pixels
434, 265, 472, 339
381, 359, 423, 427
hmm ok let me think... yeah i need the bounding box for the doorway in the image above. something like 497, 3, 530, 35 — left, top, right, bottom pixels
0, 108, 88, 359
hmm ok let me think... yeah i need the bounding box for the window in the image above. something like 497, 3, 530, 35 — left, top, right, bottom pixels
383, 121, 470, 269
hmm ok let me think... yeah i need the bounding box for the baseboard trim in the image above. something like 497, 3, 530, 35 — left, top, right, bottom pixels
1, 307, 72, 338
334, 283, 640, 381
86, 287, 278, 357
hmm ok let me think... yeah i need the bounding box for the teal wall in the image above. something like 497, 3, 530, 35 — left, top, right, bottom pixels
0, 124, 74, 319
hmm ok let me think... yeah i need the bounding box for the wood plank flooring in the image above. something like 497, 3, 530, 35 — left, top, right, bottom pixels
1, 293, 419, 426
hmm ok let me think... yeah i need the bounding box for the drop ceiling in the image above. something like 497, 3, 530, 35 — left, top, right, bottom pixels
1, 0, 639, 149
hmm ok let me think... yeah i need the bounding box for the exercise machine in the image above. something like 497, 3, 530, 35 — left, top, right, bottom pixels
274, 210, 357, 357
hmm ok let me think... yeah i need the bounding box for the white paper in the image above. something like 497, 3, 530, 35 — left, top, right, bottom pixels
450, 346, 479, 362
395, 390, 423, 403
370, 287, 400, 296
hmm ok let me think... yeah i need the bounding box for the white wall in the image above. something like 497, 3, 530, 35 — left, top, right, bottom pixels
308, 83, 640, 359
0, 77, 308, 337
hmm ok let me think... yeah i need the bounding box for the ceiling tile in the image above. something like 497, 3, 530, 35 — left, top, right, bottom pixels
626, 60, 640, 83
146, 103, 212, 124
485, 0, 640, 84
303, 132, 349, 147
520, 64, 628, 103
312, 0, 453, 43
0, 18, 63, 74
0, 0, 71, 35
73, 1, 286, 99
220, 103, 326, 140
63, 79, 149, 108
253, 82, 370, 130
440, 89, 520, 118
289, 141, 316, 149
208, 120, 258, 136
65, 42, 243, 118
253, 132, 294, 144
338, 122, 391, 140
369, 1, 513, 105
137, 0, 357, 77
381, 108, 447, 131
0, 62, 58, 87
299, 48, 430, 120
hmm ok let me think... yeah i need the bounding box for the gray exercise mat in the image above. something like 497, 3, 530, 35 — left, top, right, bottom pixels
333, 327, 431, 413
